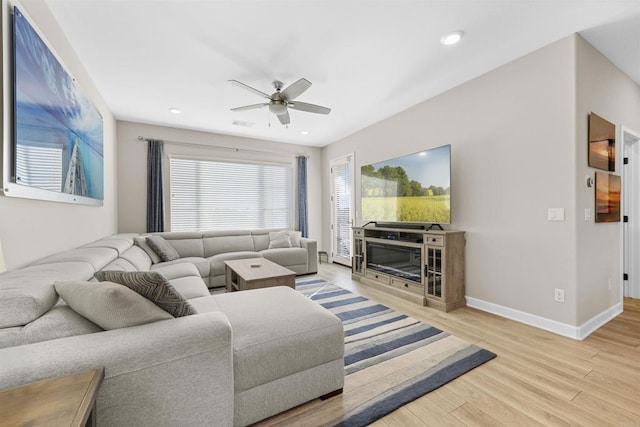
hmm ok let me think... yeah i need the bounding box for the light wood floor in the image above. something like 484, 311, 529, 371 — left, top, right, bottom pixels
258, 262, 640, 427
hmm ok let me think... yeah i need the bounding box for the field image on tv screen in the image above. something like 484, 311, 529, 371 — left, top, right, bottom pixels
361, 145, 450, 224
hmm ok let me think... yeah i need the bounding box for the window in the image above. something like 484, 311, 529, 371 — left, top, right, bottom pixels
169, 157, 292, 231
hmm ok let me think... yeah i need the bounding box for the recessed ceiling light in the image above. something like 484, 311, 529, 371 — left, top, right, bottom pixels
168, 107, 182, 114
440, 31, 464, 46
301, 131, 309, 135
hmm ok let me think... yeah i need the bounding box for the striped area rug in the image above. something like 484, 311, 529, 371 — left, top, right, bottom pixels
296, 278, 496, 427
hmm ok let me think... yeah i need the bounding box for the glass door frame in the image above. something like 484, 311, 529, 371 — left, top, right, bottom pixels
330, 153, 355, 266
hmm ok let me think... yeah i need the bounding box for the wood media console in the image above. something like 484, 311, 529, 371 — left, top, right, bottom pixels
352, 225, 465, 312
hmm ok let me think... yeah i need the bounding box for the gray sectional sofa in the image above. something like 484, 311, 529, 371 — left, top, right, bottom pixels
0, 230, 343, 426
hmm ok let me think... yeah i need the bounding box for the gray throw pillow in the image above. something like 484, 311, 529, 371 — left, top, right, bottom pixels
268, 230, 292, 249
55, 281, 173, 330
133, 236, 162, 264
94, 271, 196, 317
146, 235, 180, 262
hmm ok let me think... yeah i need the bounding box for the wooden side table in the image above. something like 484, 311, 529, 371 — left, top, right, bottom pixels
0, 367, 104, 427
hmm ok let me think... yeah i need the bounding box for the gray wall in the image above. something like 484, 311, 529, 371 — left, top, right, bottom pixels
323, 34, 640, 329
116, 121, 323, 245
575, 35, 640, 324
0, 0, 117, 270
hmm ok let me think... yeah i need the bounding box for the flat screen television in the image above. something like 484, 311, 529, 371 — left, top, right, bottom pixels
6, 5, 104, 205
360, 144, 451, 225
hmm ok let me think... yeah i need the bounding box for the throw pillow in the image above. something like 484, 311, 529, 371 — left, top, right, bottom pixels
133, 236, 162, 264
288, 230, 302, 247
146, 235, 180, 262
94, 271, 196, 317
268, 230, 292, 249
55, 281, 173, 330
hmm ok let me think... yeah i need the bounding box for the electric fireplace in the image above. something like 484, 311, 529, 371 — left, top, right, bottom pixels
366, 242, 422, 283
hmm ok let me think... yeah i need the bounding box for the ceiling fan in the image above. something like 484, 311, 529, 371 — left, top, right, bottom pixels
229, 78, 331, 125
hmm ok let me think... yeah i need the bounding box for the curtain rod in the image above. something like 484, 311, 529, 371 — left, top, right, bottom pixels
137, 136, 309, 158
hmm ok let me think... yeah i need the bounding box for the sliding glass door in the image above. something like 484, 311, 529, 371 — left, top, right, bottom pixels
330, 154, 354, 266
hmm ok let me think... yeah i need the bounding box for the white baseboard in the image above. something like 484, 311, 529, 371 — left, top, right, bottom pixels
466, 297, 623, 340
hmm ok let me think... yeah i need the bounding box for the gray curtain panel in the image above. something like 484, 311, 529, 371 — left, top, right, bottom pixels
146, 139, 165, 232
297, 156, 308, 237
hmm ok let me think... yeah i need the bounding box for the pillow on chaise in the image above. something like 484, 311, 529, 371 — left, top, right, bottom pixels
268, 230, 292, 249
145, 235, 180, 262
94, 270, 196, 317
55, 281, 173, 330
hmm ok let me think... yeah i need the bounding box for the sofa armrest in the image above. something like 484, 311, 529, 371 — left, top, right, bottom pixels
301, 238, 318, 273
0, 312, 233, 427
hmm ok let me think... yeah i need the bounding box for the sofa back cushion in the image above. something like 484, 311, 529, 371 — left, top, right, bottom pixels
154, 232, 204, 257
0, 304, 103, 349
120, 246, 153, 271
203, 230, 254, 256
82, 235, 133, 255
0, 285, 59, 328
31, 247, 119, 271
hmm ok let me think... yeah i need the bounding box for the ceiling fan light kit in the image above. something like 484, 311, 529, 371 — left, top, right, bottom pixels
230, 78, 331, 126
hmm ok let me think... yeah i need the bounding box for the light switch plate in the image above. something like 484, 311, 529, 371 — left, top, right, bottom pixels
548, 208, 565, 221
585, 208, 592, 221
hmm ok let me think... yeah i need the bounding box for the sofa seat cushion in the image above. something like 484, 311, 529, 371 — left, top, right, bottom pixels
152, 257, 210, 279
189, 295, 222, 313
208, 251, 262, 277
261, 247, 308, 268
211, 287, 344, 393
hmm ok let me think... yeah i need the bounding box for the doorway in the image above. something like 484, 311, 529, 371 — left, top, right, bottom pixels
330, 154, 355, 266
622, 127, 640, 298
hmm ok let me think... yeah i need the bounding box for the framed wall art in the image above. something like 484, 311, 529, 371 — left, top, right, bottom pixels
588, 112, 615, 172
595, 172, 621, 223
2, 3, 104, 206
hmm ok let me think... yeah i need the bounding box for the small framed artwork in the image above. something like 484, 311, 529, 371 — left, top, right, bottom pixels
588, 112, 615, 171
595, 172, 621, 223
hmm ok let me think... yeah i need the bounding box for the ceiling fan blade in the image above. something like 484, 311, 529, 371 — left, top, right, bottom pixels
229, 80, 271, 99
288, 101, 331, 115
277, 110, 291, 125
281, 78, 312, 100
230, 103, 269, 112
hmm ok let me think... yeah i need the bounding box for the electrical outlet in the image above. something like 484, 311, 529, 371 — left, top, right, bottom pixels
554, 288, 565, 303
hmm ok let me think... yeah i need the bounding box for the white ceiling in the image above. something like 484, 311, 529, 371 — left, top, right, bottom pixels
44, 0, 640, 147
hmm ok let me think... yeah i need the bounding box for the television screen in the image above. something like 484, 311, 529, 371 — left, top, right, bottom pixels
361, 144, 451, 224
12, 6, 103, 203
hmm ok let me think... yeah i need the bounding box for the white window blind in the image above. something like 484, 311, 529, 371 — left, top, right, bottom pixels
170, 157, 292, 232
333, 159, 352, 260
